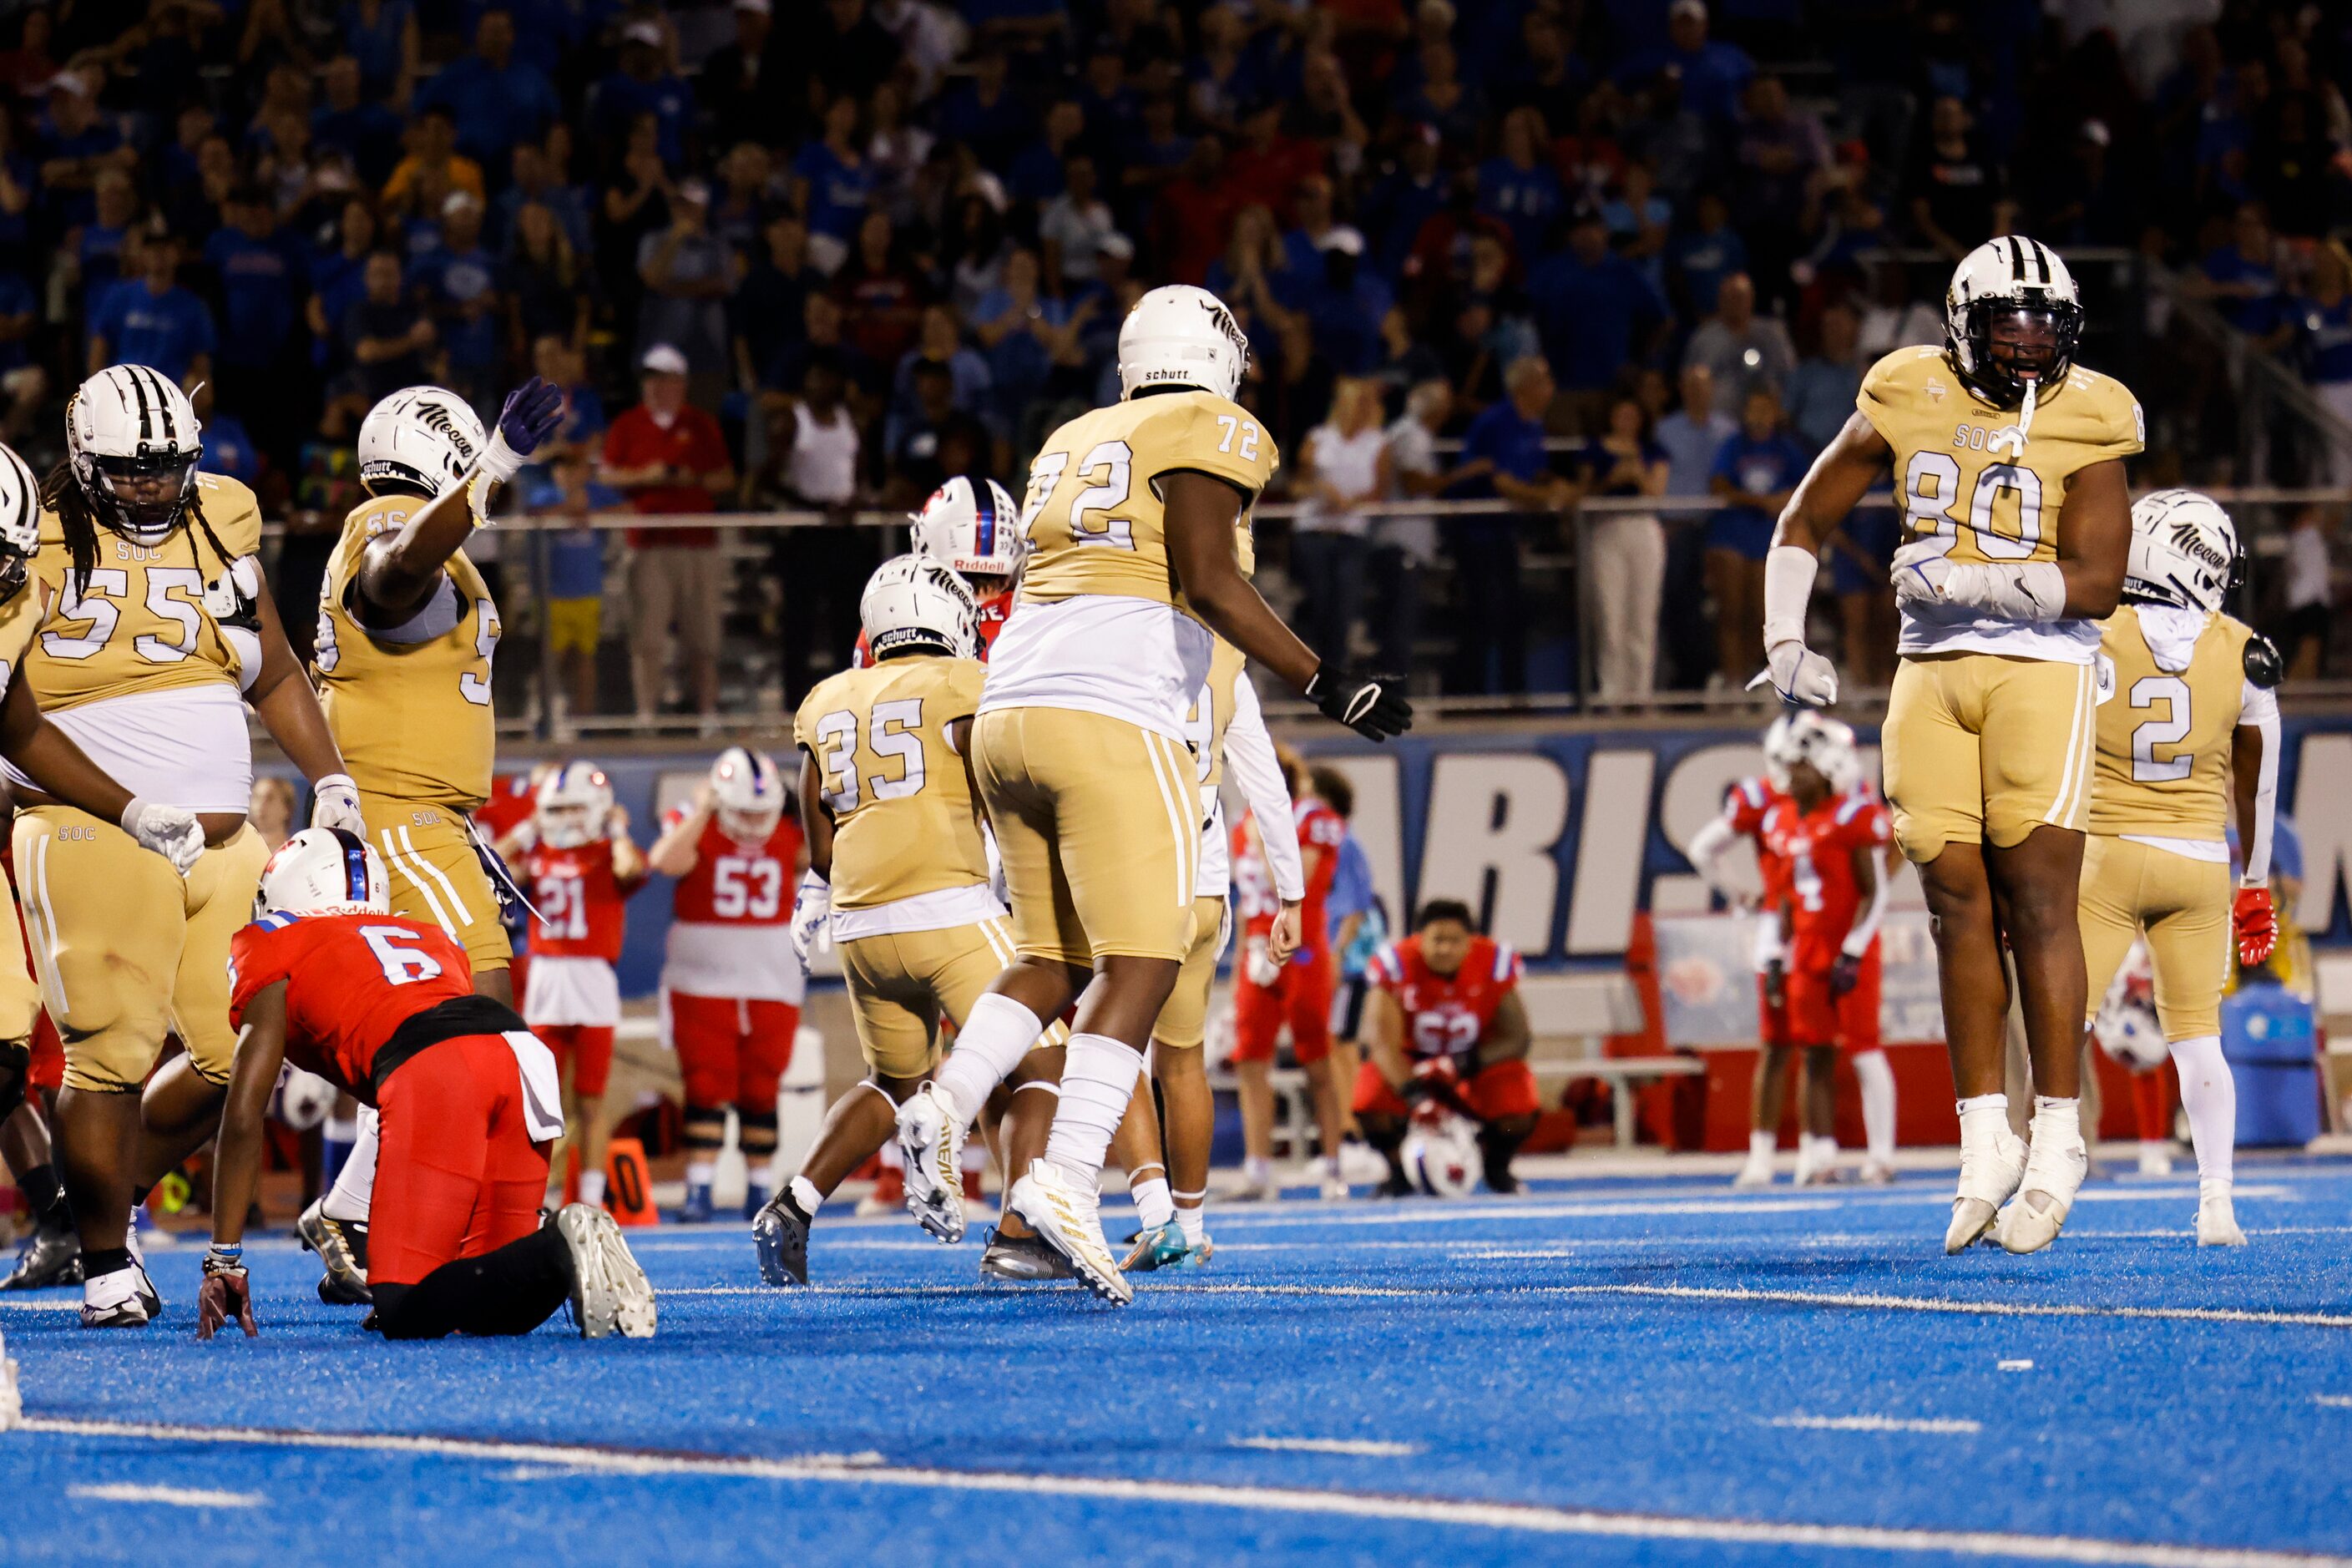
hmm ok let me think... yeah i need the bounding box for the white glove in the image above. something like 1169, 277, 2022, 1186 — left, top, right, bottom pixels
1758, 542, 1836, 706
309, 773, 366, 835
1243, 937, 1283, 988
789, 869, 831, 970
1757, 640, 1839, 707
121, 797, 205, 875
1891, 540, 2065, 621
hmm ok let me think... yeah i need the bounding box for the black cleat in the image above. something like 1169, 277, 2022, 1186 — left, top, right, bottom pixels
298, 1199, 372, 1305
978, 1226, 1075, 1282
1484, 1167, 1522, 1196
752, 1194, 810, 1287
1376, 1171, 1416, 1199
2, 1223, 82, 1290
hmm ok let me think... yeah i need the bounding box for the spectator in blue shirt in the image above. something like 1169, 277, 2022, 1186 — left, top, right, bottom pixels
2193, 200, 2289, 339
89, 231, 216, 388
336, 0, 418, 104
1618, 0, 1754, 124
593, 22, 693, 171
791, 97, 877, 270
1007, 101, 1085, 205
418, 191, 505, 406
1361, 124, 1447, 283
1446, 355, 1572, 694
417, 11, 562, 171
525, 453, 622, 722
1300, 229, 1393, 377
199, 408, 260, 484
37, 68, 132, 232
1706, 386, 1807, 686
1782, 301, 1865, 453
1476, 109, 1565, 264
204, 188, 308, 462
1526, 206, 1669, 397
1665, 190, 1748, 316
933, 48, 1035, 174
312, 56, 406, 190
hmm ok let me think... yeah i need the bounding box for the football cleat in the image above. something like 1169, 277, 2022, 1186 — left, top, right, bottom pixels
123, 1222, 161, 1318
556, 1203, 656, 1338
1319, 1161, 1351, 1202
896, 1082, 968, 1243
1374, 1171, 1415, 1200
1, 1224, 82, 1291
678, 1182, 715, 1225
1119, 1219, 1188, 1273
1337, 1140, 1389, 1186
1225, 1171, 1272, 1204
2197, 1181, 2246, 1247
298, 1199, 372, 1305
1855, 1158, 1896, 1186
979, 1226, 1075, 1282
2137, 1142, 2173, 1178
1994, 1122, 2088, 1256
1007, 1159, 1130, 1305
1945, 1124, 2029, 1254
78, 1265, 151, 1329
1732, 1151, 1774, 1189
751, 1194, 811, 1287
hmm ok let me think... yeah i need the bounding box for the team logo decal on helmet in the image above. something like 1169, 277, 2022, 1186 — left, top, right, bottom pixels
2124, 488, 2243, 615
357, 386, 488, 498
1117, 285, 1250, 402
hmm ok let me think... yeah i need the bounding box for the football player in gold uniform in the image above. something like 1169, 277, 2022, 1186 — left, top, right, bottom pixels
752, 557, 1065, 1287
1765, 238, 2142, 1254
299, 379, 562, 1303
14, 366, 357, 1326
893, 285, 1410, 1303
2078, 490, 2279, 1248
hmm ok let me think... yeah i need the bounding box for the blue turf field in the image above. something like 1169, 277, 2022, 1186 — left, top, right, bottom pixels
4, 1162, 2352, 1566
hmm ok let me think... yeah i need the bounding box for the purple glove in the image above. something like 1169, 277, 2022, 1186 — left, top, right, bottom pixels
497, 377, 566, 458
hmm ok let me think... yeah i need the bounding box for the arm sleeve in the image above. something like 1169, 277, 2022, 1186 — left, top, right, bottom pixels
2238, 679, 2280, 885
1223, 672, 1304, 902
1685, 812, 1742, 898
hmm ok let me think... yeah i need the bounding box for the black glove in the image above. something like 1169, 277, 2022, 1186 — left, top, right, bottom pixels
1306, 663, 1412, 741
1830, 953, 1862, 998
0, 1037, 25, 1123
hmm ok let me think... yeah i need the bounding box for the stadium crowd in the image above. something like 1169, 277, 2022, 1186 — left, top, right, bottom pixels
0, 0, 2341, 707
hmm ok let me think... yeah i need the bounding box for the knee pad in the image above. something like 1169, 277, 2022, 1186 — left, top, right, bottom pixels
682, 1104, 729, 1151
737, 1109, 778, 1156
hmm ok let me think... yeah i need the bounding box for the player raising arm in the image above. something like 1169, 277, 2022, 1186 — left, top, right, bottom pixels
198, 829, 653, 1340
1761, 238, 2140, 1253
2074, 491, 2279, 1248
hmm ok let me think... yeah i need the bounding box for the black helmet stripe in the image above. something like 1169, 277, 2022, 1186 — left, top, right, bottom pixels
122, 366, 154, 444
139, 366, 178, 443
2008, 235, 2026, 281
2029, 239, 2051, 284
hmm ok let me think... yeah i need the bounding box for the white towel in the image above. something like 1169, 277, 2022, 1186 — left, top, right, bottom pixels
504, 1030, 569, 1143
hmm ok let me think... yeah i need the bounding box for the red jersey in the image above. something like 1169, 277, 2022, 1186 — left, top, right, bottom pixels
660, 808, 806, 999
1761, 788, 1892, 973
228, 913, 477, 1096
471, 773, 538, 843
1722, 776, 1792, 913
520, 840, 645, 961
852, 588, 1014, 668
1232, 800, 1345, 955
1366, 933, 1523, 1063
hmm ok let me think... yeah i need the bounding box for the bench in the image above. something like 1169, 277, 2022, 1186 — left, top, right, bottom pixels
1520, 973, 1701, 1146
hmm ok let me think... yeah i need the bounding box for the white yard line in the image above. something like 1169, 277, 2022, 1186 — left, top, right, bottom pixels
12, 1417, 2344, 1567
66, 1482, 265, 1508
1232, 1437, 1424, 1457
1771, 1414, 1983, 1435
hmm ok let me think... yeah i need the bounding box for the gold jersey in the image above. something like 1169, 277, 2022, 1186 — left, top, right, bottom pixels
1016, 389, 1277, 616
1184, 636, 1247, 793
0, 572, 46, 692
24, 472, 265, 711
2087, 605, 2256, 841
314, 495, 500, 810
795, 654, 989, 910
1858, 347, 2142, 663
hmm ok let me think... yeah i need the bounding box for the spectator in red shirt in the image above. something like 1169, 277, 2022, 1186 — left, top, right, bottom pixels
600, 343, 736, 726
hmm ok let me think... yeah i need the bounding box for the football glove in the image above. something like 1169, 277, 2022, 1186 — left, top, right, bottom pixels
788, 869, 831, 969
1306, 664, 1412, 741
121, 797, 206, 874
309, 773, 367, 836
1889, 540, 2065, 621
1242, 937, 1283, 988
195, 1254, 257, 1340
1401, 1057, 1469, 1116
2233, 884, 2278, 969
1763, 959, 1788, 1012
1755, 641, 1838, 707
478, 376, 566, 484
1829, 953, 1863, 999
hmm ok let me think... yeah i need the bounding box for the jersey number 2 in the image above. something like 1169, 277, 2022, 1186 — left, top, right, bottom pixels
2127, 675, 2193, 782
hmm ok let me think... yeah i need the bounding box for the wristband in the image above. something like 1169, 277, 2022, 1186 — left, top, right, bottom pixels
204, 1242, 245, 1275
477, 428, 528, 484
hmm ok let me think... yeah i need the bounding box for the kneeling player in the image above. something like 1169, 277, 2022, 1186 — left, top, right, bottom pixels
1355, 902, 1535, 1195
197, 829, 654, 1340
2069, 490, 2277, 1249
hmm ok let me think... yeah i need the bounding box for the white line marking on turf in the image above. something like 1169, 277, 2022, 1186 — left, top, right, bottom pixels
2313, 1396, 2352, 1409
13, 1418, 2342, 1567
68, 1483, 265, 1509
2002, 1361, 2036, 1373
1559, 1285, 2352, 1330
1232, 1437, 1424, 1457
1772, 1415, 1982, 1435
0, 1298, 83, 1311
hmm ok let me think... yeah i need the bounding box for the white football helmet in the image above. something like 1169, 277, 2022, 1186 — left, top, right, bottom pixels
357, 385, 488, 498
1403, 1108, 1480, 1198
67, 364, 203, 542
1944, 235, 2082, 406
2125, 488, 2242, 614
912, 476, 1024, 584
255, 827, 391, 918
1761, 713, 1798, 793
1785, 712, 1860, 795
2092, 942, 2167, 1071
711, 745, 786, 842
0, 441, 39, 601
1117, 284, 1249, 402
535, 760, 615, 849
860, 554, 977, 660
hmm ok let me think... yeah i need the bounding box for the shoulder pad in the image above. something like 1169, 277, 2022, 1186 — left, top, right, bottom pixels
2243, 633, 2282, 690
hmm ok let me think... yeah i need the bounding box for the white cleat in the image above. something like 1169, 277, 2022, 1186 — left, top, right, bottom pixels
1855, 1158, 1897, 1186
2137, 1141, 2173, 1178
123, 1222, 162, 1318
556, 1203, 657, 1338
78, 1265, 152, 1329
896, 1082, 968, 1243
1995, 1124, 2089, 1256
1732, 1151, 1775, 1189
1007, 1159, 1131, 1305
1318, 1156, 1350, 1202
2196, 1182, 2246, 1247
1945, 1126, 2029, 1254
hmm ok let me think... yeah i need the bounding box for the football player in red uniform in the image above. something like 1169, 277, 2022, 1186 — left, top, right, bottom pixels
851, 478, 1022, 667
1231, 755, 1349, 1200
1355, 900, 1535, 1195
196, 828, 654, 1340
512, 761, 647, 1209
1750, 716, 1894, 1186
645, 746, 805, 1222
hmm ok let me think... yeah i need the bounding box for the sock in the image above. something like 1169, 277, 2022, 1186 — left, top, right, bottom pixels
1042, 1033, 1144, 1186
129, 1183, 151, 1211
1853, 1050, 1896, 1163
685, 1159, 715, 1192
933, 994, 1046, 1125
321, 1114, 357, 1189
20, 1163, 68, 1231
321, 1110, 379, 1225
2027, 1096, 2081, 1161
373, 1226, 573, 1341
1956, 1092, 2009, 1148
788, 1174, 823, 1220
1130, 1175, 1175, 1231
1174, 1196, 1206, 1248
2167, 1034, 2235, 1187
579, 1170, 606, 1207
83, 1246, 131, 1280
1748, 1129, 1774, 1160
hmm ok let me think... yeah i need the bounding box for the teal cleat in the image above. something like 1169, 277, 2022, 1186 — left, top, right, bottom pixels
1120, 1220, 1212, 1273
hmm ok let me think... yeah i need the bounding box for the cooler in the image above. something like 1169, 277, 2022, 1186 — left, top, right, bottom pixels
2220, 981, 2321, 1148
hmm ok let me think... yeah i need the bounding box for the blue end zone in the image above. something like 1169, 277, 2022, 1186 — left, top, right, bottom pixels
5, 1164, 2351, 1565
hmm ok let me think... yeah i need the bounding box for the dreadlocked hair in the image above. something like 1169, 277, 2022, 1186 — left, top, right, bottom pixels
41, 461, 235, 599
